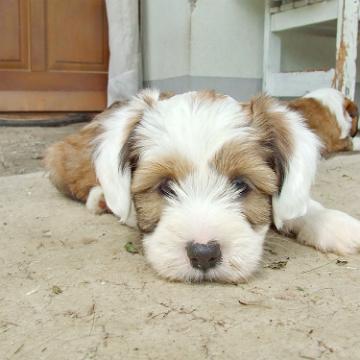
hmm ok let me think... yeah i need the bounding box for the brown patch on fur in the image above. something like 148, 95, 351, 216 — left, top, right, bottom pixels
140, 90, 175, 107
44, 123, 100, 203
249, 95, 294, 190
214, 141, 278, 195
132, 191, 164, 233
108, 100, 128, 109
119, 112, 143, 172
132, 155, 193, 233
344, 97, 359, 137
288, 97, 353, 155
193, 89, 227, 103
213, 141, 277, 226
242, 191, 273, 226
44, 102, 130, 203
159, 91, 176, 100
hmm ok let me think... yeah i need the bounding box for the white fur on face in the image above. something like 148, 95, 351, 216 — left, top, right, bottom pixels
304, 88, 352, 139
129, 93, 270, 282
142, 170, 268, 283
135, 92, 253, 164
92, 90, 322, 283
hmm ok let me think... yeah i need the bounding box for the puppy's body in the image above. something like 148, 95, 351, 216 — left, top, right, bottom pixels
45, 89, 360, 283
288, 88, 359, 156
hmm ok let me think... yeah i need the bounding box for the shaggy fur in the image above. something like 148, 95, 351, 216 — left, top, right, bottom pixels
44, 89, 360, 283
288, 88, 359, 156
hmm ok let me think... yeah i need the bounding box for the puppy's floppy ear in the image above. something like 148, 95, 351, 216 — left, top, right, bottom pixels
93, 89, 162, 226
249, 94, 321, 229
344, 97, 359, 137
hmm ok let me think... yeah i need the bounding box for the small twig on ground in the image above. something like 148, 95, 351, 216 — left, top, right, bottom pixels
89, 303, 96, 335
302, 259, 337, 274
12, 343, 24, 356
238, 299, 272, 309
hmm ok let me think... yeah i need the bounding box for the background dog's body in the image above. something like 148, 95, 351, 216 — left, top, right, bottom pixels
288, 88, 359, 156
44, 89, 360, 283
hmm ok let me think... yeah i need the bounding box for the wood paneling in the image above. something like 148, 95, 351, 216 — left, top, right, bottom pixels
0, 72, 107, 91
47, 0, 109, 72
30, 0, 46, 71
0, 0, 29, 69
0, 91, 106, 111
0, 0, 109, 111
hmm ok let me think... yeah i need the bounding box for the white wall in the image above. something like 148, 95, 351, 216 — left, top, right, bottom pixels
141, 0, 191, 80
141, 0, 360, 99
142, 0, 265, 82
190, 0, 264, 78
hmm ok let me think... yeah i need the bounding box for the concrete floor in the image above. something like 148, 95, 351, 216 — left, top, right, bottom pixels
0, 125, 83, 177
1, 126, 360, 359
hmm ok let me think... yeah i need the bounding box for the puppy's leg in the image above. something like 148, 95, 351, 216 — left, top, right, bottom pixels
283, 199, 360, 254
86, 186, 108, 214
44, 124, 102, 206
327, 137, 354, 153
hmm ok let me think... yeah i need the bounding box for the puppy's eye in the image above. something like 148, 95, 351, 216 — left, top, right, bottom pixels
232, 177, 251, 195
158, 179, 176, 198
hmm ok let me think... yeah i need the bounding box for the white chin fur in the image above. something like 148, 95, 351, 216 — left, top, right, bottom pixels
143, 209, 268, 283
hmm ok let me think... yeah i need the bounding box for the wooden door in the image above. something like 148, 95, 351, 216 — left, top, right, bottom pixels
0, 0, 109, 111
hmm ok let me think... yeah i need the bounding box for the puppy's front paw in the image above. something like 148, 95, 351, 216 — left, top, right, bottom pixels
297, 209, 360, 255
86, 186, 108, 215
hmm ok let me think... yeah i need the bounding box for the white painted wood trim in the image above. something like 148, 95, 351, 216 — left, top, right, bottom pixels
263, 1, 281, 92
333, 0, 359, 100
267, 70, 335, 97
271, 0, 338, 32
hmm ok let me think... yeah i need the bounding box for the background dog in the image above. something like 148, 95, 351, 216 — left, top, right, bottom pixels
45, 89, 360, 283
288, 88, 359, 156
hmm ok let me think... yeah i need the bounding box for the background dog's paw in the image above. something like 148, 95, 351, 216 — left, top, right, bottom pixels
297, 209, 360, 255
86, 186, 108, 215
352, 137, 360, 151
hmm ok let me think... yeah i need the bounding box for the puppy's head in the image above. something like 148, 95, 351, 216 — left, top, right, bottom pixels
95, 90, 319, 283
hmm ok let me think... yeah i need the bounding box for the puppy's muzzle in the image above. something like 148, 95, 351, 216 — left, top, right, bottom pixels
186, 241, 222, 271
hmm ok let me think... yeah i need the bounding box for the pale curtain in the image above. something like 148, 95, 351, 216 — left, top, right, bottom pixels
105, 0, 142, 106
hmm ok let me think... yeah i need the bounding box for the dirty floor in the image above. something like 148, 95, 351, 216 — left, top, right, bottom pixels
0, 124, 83, 176
1, 125, 360, 359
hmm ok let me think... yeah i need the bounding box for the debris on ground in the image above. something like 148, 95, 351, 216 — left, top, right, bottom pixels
336, 259, 348, 266
124, 241, 139, 254
51, 285, 63, 295
264, 259, 289, 270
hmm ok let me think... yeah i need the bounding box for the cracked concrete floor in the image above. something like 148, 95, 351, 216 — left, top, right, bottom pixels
1, 126, 360, 359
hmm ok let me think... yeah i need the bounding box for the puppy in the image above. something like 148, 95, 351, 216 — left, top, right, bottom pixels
288, 88, 359, 156
44, 89, 360, 283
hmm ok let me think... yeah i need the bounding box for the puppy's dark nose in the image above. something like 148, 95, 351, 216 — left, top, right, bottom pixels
186, 241, 222, 271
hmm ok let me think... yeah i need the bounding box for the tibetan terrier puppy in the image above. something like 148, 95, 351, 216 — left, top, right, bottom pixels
44, 89, 360, 283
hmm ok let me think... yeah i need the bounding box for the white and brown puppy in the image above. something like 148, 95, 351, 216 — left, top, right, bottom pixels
45, 89, 360, 283
288, 88, 359, 156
